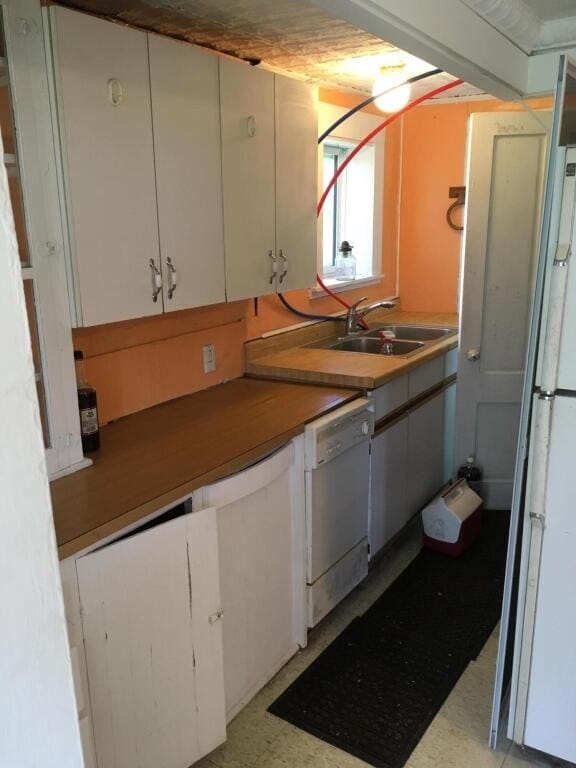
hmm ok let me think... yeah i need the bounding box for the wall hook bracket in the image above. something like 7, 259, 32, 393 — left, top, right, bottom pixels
446, 186, 466, 231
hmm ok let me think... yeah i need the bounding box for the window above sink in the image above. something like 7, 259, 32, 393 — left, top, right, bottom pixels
316, 102, 384, 293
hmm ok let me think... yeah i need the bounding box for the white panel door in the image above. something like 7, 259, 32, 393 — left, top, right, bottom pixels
407, 392, 445, 516
194, 441, 306, 721
456, 111, 550, 508
275, 75, 318, 292
149, 35, 226, 312
523, 396, 576, 762
76, 507, 226, 768
370, 416, 408, 558
220, 60, 276, 300
51, 7, 161, 326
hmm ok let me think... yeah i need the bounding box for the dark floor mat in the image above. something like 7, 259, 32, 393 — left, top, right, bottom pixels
269, 511, 510, 768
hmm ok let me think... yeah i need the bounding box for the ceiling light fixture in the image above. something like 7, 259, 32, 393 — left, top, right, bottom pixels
372, 64, 411, 113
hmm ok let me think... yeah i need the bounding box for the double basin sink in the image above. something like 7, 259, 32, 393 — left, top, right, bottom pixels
309, 324, 456, 358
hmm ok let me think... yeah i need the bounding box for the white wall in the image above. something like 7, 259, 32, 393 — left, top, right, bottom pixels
527, 51, 576, 95
0, 135, 83, 763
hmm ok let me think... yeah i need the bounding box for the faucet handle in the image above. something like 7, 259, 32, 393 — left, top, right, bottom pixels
348, 296, 368, 312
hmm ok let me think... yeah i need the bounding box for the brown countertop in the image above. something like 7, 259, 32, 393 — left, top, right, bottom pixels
245, 311, 459, 390
51, 378, 360, 560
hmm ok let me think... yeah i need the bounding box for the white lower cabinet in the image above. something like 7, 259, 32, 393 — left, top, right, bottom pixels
370, 416, 409, 557
370, 388, 447, 560
407, 390, 445, 515
193, 438, 306, 721
61, 505, 226, 768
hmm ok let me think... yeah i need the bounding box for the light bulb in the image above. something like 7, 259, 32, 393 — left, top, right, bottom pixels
372, 68, 411, 113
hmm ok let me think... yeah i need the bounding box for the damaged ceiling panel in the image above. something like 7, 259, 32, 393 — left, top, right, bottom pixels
53, 0, 485, 99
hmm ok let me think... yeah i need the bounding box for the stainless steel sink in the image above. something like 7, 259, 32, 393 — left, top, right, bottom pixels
365, 325, 456, 341
307, 322, 456, 357
328, 337, 424, 356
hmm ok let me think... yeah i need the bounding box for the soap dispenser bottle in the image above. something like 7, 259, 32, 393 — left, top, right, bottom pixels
336, 240, 356, 281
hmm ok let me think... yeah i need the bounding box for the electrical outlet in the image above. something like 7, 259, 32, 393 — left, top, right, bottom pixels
203, 344, 216, 374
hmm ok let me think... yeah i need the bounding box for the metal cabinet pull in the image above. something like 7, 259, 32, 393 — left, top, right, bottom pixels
166, 257, 178, 299
278, 249, 288, 283
149, 258, 162, 303
268, 250, 278, 284
466, 348, 480, 361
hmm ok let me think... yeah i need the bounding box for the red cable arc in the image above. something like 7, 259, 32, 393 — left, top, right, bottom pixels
315, 78, 465, 316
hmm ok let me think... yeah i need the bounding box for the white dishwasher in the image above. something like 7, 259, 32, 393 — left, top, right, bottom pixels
305, 398, 374, 627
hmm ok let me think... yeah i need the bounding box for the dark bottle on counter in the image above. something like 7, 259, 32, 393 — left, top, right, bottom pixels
74, 350, 100, 452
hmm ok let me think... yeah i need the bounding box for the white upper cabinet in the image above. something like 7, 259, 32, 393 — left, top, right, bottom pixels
220, 61, 318, 300
50, 7, 161, 327
50, 7, 318, 321
149, 35, 226, 312
220, 61, 277, 301
275, 76, 318, 293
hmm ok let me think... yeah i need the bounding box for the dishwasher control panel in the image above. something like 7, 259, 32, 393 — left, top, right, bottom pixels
304, 398, 374, 469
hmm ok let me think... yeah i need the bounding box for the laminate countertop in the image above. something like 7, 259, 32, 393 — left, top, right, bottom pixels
51, 378, 360, 560
246, 311, 459, 390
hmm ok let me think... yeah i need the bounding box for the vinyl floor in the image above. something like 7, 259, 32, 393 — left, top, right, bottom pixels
197, 522, 573, 768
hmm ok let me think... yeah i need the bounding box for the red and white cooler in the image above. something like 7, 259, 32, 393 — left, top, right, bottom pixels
422, 479, 482, 556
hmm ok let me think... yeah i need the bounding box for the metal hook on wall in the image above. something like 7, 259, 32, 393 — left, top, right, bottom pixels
446, 186, 466, 231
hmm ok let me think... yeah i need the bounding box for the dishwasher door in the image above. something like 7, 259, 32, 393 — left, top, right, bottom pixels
304, 399, 373, 626
306, 438, 370, 583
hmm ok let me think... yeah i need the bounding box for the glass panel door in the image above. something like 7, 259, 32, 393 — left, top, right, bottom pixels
1, 13, 50, 448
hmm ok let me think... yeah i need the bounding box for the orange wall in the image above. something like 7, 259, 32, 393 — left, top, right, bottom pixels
398, 96, 552, 312
74, 90, 401, 424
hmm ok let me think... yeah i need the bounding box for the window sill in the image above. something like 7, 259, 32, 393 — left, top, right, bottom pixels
49, 456, 93, 482
309, 274, 383, 299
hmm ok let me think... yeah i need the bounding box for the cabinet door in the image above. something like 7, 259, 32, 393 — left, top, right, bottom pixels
149, 35, 226, 312
194, 440, 306, 721
76, 508, 226, 768
370, 416, 409, 558
51, 7, 161, 326
220, 60, 276, 300
275, 76, 318, 292
407, 391, 445, 517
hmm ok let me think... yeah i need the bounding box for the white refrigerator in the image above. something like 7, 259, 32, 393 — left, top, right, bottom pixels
491, 57, 576, 763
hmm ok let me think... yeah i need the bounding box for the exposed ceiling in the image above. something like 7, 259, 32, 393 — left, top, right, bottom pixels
461, 0, 576, 53
54, 0, 485, 100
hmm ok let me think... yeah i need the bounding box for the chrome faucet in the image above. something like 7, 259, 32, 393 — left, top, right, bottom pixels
345, 297, 397, 335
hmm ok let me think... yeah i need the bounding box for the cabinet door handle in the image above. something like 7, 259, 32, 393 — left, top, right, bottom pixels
466, 348, 480, 361
278, 249, 288, 283
166, 257, 178, 299
268, 250, 278, 284
107, 78, 124, 107
149, 258, 162, 303
247, 115, 257, 138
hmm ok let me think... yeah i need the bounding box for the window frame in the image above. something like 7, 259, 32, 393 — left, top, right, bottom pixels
322, 142, 350, 271
316, 102, 385, 291
2, 0, 85, 478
